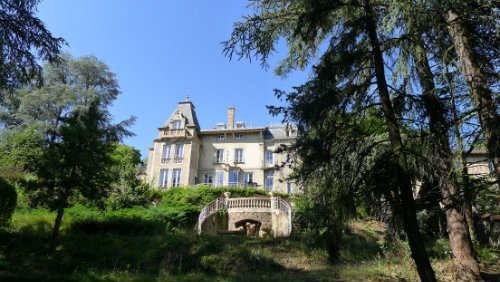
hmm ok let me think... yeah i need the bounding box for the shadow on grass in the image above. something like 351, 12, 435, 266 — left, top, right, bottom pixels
0, 227, 286, 282
339, 231, 382, 263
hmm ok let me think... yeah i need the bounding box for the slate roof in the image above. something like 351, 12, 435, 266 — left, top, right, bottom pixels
264, 126, 297, 140
160, 101, 200, 129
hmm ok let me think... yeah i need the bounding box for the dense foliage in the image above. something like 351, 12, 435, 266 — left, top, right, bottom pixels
0, 177, 16, 229
0, 0, 63, 91
0, 124, 44, 182
225, 1, 499, 281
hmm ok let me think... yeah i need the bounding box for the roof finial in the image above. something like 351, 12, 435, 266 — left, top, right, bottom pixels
186, 89, 190, 101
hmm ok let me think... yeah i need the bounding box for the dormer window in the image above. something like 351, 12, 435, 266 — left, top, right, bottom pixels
217, 135, 225, 141
236, 134, 244, 140
173, 120, 182, 129
216, 122, 226, 130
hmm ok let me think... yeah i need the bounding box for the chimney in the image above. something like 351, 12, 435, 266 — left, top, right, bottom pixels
228, 107, 235, 129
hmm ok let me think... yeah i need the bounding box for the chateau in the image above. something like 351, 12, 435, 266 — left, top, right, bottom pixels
145, 98, 298, 193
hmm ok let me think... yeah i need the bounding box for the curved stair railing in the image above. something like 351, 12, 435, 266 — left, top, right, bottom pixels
197, 195, 292, 236
197, 197, 224, 235
273, 196, 292, 236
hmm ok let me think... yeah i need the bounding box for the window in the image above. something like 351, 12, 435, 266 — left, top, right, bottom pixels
173, 120, 182, 129
215, 149, 224, 163
235, 149, 244, 162
287, 183, 291, 193
217, 135, 225, 141
216, 171, 224, 187
286, 154, 291, 164
244, 172, 253, 183
455, 162, 461, 168
265, 172, 274, 190
489, 161, 495, 172
172, 169, 181, 187
236, 134, 244, 140
204, 173, 213, 185
159, 169, 168, 188
175, 144, 184, 158
162, 145, 171, 159
229, 170, 239, 187
265, 151, 273, 165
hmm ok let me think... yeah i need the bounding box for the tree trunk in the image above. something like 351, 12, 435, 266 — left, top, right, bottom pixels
362, 1, 437, 281
411, 37, 481, 281
48, 187, 69, 255
462, 161, 475, 238
381, 191, 404, 242
445, 9, 500, 183
449, 73, 476, 239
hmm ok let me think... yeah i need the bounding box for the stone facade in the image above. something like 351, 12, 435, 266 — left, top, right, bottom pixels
145, 98, 299, 193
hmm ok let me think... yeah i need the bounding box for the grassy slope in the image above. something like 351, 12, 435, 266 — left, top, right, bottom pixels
1, 185, 498, 282
2, 209, 498, 282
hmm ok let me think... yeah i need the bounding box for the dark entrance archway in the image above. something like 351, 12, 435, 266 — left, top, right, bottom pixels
234, 219, 262, 235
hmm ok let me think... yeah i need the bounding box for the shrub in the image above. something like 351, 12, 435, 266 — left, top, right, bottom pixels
161, 186, 286, 207
426, 238, 452, 259
105, 182, 163, 210
0, 177, 17, 228
66, 203, 200, 235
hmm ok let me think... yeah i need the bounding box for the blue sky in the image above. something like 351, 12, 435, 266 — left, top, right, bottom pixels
36, 1, 314, 158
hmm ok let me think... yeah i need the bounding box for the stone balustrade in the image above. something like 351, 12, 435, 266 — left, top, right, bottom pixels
197, 192, 292, 237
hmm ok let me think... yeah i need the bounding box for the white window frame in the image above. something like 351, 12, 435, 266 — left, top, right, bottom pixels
215, 149, 224, 163
265, 172, 274, 190
204, 173, 213, 185
266, 151, 273, 165
162, 145, 171, 159
159, 169, 169, 188
244, 172, 253, 183
173, 120, 182, 129
217, 135, 225, 141
235, 148, 244, 162
216, 171, 224, 187
172, 169, 181, 187
229, 170, 239, 187
175, 144, 184, 159
236, 134, 244, 140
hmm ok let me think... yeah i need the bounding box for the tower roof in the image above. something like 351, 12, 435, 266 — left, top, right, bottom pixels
160, 101, 200, 129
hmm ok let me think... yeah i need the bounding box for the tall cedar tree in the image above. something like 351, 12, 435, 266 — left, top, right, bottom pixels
0, 0, 63, 92
384, 2, 482, 278
442, 2, 500, 183
410, 36, 480, 281
224, 1, 436, 280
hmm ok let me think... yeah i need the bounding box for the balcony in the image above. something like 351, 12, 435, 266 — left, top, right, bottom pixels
161, 158, 171, 163
193, 182, 260, 188
162, 129, 187, 137
213, 157, 225, 164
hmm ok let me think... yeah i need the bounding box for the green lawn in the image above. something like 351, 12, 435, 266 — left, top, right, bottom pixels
0, 208, 498, 282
